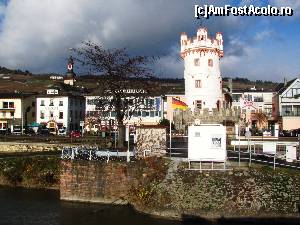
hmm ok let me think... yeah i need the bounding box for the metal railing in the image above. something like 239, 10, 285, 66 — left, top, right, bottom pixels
0, 134, 109, 146
228, 149, 300, 170
166, 135, 300, 170
61, 146, 135, 162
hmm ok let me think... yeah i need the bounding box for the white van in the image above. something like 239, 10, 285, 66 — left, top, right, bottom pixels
12, 125, 22, 135
58, 128, 67, 136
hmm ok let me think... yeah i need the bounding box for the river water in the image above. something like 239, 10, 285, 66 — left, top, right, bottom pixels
0, 186, 299, 225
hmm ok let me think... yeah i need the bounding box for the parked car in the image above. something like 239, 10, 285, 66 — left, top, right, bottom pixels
279, 130, 291, 137
49, 128, 57, 135
58, 128, 67, 136
25, 128, 36, 136
0, 129, 10, 135
263, 130, 272, 137
37, 128, 50, 136
70, 130, 81, 138
279, 129, 300, 137
12, 125, 22, 135
291, 128, 300, 137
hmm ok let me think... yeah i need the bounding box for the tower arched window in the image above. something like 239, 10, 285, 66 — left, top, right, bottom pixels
195, 80, 202, 88
194, 58, 200, 66
208, 59, 213, 67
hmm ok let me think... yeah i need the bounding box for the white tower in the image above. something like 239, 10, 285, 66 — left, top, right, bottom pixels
181, 27, 224, 111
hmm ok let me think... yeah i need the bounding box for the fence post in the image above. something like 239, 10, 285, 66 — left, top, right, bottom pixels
238, 148, 241, 167
273, 153, 276, 170
89, 149, 92, 161
249, 147, 252, 167
71, 148, 74, 160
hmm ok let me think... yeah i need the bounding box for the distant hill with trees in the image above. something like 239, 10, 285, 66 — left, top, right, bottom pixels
0, 66, 31, 75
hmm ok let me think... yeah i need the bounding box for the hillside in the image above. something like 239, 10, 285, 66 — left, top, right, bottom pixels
0, 66, 279, 95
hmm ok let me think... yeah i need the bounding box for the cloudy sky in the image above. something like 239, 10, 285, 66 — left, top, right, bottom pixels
0, 0, 299, 81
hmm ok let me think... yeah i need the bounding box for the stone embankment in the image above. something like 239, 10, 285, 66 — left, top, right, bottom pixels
60, 158, 300, 219
0, 142, 67, 153
0, 156, 59, 189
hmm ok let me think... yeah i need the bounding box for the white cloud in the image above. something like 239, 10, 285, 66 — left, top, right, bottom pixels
0, 0, 298, 82
0, 5, 5, 15
154, 45, 183, 78
221, 37, 260, 78
0, 0, 238, 73
254, 29, 275, 41
0, 0, 200, 73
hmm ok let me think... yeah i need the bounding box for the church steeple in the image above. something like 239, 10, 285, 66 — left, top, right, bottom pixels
67, 56, 74, 73
64, 55, 76, 86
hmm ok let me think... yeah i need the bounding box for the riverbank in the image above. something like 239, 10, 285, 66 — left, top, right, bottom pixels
60, 158, 300, 219
1, 155, 300, 220
0, 156, 60, 190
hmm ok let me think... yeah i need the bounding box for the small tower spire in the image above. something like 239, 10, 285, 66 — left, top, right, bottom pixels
64, 55, 76, 86
67, 56, 74, 72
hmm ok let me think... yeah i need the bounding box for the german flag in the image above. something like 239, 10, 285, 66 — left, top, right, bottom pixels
172, 98, 188, 110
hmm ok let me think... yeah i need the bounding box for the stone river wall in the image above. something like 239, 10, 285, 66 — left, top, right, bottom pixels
60, 159, 300, 219
0, 142, 72, 153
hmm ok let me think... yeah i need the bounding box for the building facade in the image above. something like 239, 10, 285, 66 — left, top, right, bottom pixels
0, 93, 36, 133
85, 95, 163, 132
273, 78, 300, 130
231, 90, 276, 130
36, 88, 85, 133
180, 27, 224, 111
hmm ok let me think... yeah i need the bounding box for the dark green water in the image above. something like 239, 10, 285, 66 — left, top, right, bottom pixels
0, 186, 299, 225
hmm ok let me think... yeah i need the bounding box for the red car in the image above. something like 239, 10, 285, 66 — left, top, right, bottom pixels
69, 130, 81, 138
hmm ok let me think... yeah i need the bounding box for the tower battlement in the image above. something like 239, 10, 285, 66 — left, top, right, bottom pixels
180, 27, 223, 58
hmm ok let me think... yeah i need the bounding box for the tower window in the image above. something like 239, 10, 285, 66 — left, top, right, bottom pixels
195, 100, 202, 109
194, 58, 200, 66
208, 59, 213, 67
49, 99, 54, 106
195, 80, 202, 88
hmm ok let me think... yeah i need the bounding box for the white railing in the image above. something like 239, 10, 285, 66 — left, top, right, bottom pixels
61, 146, 135, 163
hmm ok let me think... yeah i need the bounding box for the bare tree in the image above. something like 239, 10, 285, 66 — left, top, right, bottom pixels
74, 42, 157, 148
253, 111, 268, 130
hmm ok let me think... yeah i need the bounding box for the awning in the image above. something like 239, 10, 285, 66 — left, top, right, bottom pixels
29, 122, 40, 127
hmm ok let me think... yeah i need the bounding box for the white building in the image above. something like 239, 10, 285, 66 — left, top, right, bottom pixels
0, 93, 36, 133
85, 95, 163, 132
274, 78, 300, 130
180, 27, 224, 111
36, 88, 85, 133
232, 90, 275, 116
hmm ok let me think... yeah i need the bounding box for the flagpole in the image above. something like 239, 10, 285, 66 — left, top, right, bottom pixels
169, 114, 172, 157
